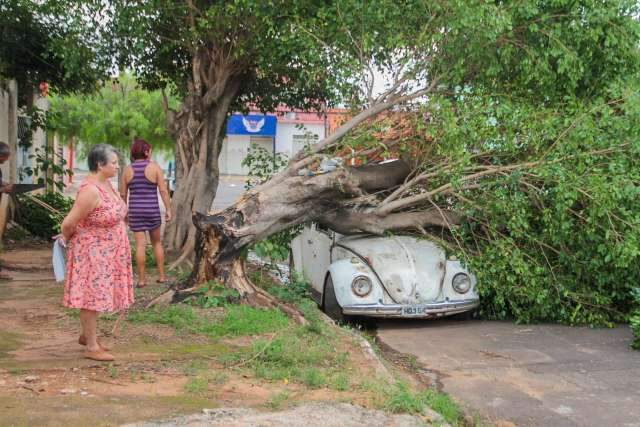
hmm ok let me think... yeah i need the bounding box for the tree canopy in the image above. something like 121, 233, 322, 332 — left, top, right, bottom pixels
173, 0, 640, 329
0, 0, 111, 105
48, 74, 178, 157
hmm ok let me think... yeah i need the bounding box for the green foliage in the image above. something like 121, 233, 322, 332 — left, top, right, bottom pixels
18, 145, 73, 193
242, 144, 289, 190
262, 271, 311, 306
48, 74, 177, 155
131, 245, 156, 269
0, 0, 110, 105
403, 80, 640, 327
16, 192, 73, 238
187, 282, 240, 309
630, 289, 640, 350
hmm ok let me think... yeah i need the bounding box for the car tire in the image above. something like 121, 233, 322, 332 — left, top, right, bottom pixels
323, 275, 345, 322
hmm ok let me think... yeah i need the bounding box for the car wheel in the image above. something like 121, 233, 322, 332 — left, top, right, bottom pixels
323, 275, 344, 322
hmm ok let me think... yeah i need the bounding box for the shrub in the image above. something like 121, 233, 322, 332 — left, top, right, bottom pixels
630, 288, 640, 350
16, 192, 73, 238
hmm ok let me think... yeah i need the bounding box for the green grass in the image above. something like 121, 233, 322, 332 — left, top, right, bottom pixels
182, 359, 208, 376
329, 372, 350, 391
0, 330, 23, 359
383, 382, 463, 425
184, 376, 209, 394
127, 303, 289, 337
107, 364, 118, 379
265, 391, 290, 410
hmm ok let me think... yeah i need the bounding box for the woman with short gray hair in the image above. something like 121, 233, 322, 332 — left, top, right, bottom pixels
55, 143, 134, 362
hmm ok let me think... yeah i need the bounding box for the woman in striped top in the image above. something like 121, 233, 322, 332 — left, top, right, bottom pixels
119, 138, 172, 287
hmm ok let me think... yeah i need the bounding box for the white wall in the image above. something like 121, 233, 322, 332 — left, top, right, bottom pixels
0, 81, 17, 183
275, 123, 325, 158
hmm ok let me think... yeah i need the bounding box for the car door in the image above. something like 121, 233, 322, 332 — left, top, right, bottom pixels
301, 223, 333, 292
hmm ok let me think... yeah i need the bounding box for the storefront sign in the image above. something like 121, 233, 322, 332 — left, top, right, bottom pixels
226, 114, 276, 136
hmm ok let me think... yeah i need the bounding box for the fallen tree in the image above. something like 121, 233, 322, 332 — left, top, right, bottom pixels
155, 1, 640, 327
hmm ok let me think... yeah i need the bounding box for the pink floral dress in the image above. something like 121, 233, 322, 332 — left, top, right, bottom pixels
63, 180, 134, 312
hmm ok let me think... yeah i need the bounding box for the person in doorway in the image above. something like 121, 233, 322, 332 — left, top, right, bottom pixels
119, 137, 171, 288
0, 142, 14, 280
56, 143, 134, 361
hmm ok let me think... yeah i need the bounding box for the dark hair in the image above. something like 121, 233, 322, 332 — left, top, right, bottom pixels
130, 137, 151, 160
0, 142, 10, 157
87, 143, 117, 172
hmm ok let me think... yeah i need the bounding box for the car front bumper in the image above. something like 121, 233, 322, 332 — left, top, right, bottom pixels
341, 299, 480, 318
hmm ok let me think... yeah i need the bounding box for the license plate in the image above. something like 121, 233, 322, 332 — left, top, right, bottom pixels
403, 306, 425, 315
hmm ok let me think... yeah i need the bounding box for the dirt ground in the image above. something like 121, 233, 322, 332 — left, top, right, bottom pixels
0, 243, 433, 427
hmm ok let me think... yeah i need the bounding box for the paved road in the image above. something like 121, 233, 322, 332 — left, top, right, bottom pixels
66, 171, 247, 212
211, 175, 247, 212
376, 320, 640, 427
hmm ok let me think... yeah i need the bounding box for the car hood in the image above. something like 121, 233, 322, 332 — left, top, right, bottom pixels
336, 235, 445, 304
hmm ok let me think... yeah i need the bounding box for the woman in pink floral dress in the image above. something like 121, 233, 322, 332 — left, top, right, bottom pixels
57, 144, 133, 361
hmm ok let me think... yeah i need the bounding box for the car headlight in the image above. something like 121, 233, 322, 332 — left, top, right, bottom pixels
352, 276, 372, 297
452, 273, 471, 294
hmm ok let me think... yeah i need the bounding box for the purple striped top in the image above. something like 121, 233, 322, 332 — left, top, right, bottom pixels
128, 159, 161, 232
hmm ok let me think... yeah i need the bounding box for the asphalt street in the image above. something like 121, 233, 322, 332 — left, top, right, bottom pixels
376, 319, 640, 427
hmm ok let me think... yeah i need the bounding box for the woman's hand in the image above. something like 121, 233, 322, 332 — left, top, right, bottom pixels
52, 234, 67, 248
165, 210, 172, 222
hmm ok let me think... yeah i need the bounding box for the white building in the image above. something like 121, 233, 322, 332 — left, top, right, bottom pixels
219, 109, 327, 175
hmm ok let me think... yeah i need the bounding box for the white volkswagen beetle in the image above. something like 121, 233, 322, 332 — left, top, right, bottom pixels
290, 223, 479, 320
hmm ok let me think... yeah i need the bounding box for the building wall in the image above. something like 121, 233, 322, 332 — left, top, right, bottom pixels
0, 80, 18, 183
275, 122, 324, 158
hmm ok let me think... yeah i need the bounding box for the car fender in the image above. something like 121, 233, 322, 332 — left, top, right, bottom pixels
441, 260, 479, 302
326, 258, 385, 307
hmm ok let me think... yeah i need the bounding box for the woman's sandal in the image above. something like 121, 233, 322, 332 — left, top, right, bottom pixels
136, 282, 146, 288
84, 350, 115, 362
156, 278, 168, 284
78, 335, 111, 351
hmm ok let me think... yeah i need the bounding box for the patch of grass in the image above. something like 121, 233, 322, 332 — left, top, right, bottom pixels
422, 389, 463, 425
187, 282, 240, 308
384, 382, 429, 414
128, 304, 200, 331
225, 323, 348, 389
128, 304, 289, 338
207, 371, 228, 385
182, 359, 208, 376
383, 382, 463, 426
7, 367, 26, 375
107, 364, 118, 379
64, 309, 80, 319
265, 391, 290, 410
0, 330, 23, 358
329, 372, 350, 391
300, 367, 326, 388
211, 305, 289, 336
184, 376, 209, 395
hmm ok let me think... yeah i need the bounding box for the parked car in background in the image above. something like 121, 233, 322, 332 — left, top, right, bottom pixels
290, 223, 479, 320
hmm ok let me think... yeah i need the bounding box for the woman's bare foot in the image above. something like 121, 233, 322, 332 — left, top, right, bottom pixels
84, 350, 115, 361
78, 335, 111, 351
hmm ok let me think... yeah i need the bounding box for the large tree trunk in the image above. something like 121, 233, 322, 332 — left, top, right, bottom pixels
162, 48, 242, 256
181, 160, 459, 306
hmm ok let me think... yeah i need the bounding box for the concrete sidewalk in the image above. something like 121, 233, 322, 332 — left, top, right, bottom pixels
377, 319, 639, 427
